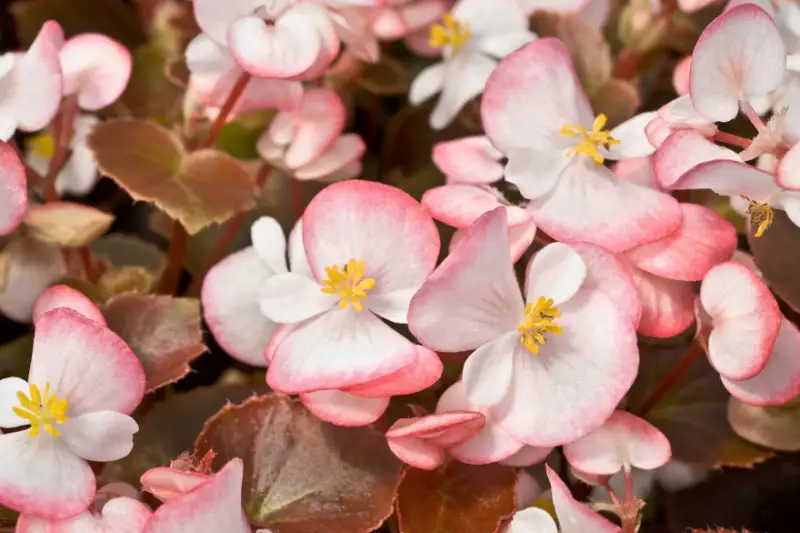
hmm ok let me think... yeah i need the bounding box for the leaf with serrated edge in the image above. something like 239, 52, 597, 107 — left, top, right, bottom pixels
102, 293, 206, 391
88, 119, 255, 234
24, 202, 114, 247
194, 394, 403, 533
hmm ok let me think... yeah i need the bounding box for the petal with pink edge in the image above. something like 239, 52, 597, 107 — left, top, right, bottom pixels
29, 308, 146, 416
546, 466, 622, 533
777, 140, 800, 190
294, 134, 366, 181
671, 159, 780, 203
505, 508, 558, 533
283, 89, 346, 169
501, 445, 553, 467
408, 208, 524, 352
527, 158, 682, 253
495, 290, 638, 446
653, 129, 740, 189
10, 21, 63, 132
626, 264, 695, 338
673, 56, 692, 95
18, 496, 153, 533
387, 410, 485, 446
421, 184, 525, 228
430, 51, 497, 130
0, 141, 27, 236
60, 34, 132, 110
624, 203, 737, 282
605, 112, 658, 160
141, 467, 208, 503
482, 38, 593, 154
525, 242, 587, 306
432, 136, 503, 185
266, 308, 419, 393
612, 156, 659, 189
303, 180, 440, 293
700, 262, 780, 380
563, 410, 671, 475
689, 4, 786, 122
192, 0, 257, 44
33, 284, 106, 325
144, 459, 251, 533
300, 390, 389, 427
0, 432, 95, 519
387, 434, 444, 470
344, 346, 442, 397
202, 248, 278, 367
721, 318, 800, 406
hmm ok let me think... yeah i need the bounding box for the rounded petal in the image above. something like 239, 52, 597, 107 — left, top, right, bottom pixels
671, 159, 781, 203
282, 88, 346, 169
192, 0, 258, 43
387, 435, 444, 470
29, 308, 146, 416
259, 272, 336, 323
303, 180, 440, 293
142, 467, 208, 504
701, 262, 780, 380
433, 136, 503, 185
60, 411, 138, 462
505, 508, 558, 533
387, 409, 485, 446
563, 410, 671, 475
0, 141, 27, 236
528, 159, 683, 253
525, 243, 587, 306
60, 34, 132, 110
33, 284, 106, 325
202, 248, 277, 367
546, 466, 622, 533
454, 0, 529, 34
344, 346, 442, 397
777, 140, 800, 190
653, 129, 740, 189
300, 390, 389, 426
689, 4, 786, 122
628, 265, 695, 338
267, 308, 419, 393
0, 432, 95, 519
624, 203, 738, 282
482, 38, 593, 153
409, 62, 445, 105
501, 445, 553, 467
605, 112, 658, 160
421, 184, 523, 228
463, 333, 518, 406
673, 56, 692, 95
294, 134, 366, 181
0, 377, 32, 428
430, 52, 498, 130
568, 243, 641, 328
364, 287, 416, 324
721, 318, 800, 406
612, 156, 659, 189
144, 459, 251, 533
495, 290, 639, 446
0, 238, 66, 324
250, 216, 288, 274
408, 208, 525, 352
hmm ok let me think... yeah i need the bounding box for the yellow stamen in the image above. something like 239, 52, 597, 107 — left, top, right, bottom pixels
429, 12, 472, 53
12, 383, 69, 438
320, 258, 376, 312
25, 132, 55, 160
517, 297, 563, 354
560, 114, 620, 165
743, 196, 774, 238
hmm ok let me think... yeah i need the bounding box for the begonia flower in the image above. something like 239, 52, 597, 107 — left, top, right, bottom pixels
193, 0, 340, 79
409, 0, 536, 129
59, 34, 132, 111
699, 261, 800, 405
259, 181, 443, 422
184, 33, 303, 119
0, 141, 27, 236
371, 0, 448, 43
0, 308, 145, 518
0, 21, 63, 141
481, 38, 682, 252
26, 114, 102, 196
0, 237, 67, 324
408, 208, 639, 446
17, 495, 152, 533
563, 410, 671, 476
256, 88, 366, 183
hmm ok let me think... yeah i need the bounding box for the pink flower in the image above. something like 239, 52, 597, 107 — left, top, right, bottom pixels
256, 88, 366, 182
408, 208, 639, 446
0, 141, 27, 236
257, 181, 442, 425
0, 308, 145, 519
0, 21, 63, 141
184, 34, 303, 119
699, 261, 800, 405
409, 0, 536, 129
59, 34, 132, 111
481, 38, 682, 252
193, 0, 339, 79
17, 495, 152, 533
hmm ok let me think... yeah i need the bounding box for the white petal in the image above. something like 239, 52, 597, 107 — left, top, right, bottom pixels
0, 377, 30, 428
430, 52, 497, 130
367, 288, 416, 324
259, 272, 336, 323
463, 333, 518, 406
409, 62, 445, 105
525, 243, 587, 306
61, 411, 139, 462
250, 216, 288, 274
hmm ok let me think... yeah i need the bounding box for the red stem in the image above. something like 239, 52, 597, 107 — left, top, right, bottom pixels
635, 338, 705, 417
741, 100, 767, 133
711, 131, 752, 149
158, 222, 188, 294
198, 71, 252, 150
184, 165, 271, 297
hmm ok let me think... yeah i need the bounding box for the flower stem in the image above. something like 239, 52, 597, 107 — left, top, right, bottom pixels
79, 247, 99, 283
184, 164, 271, 297
711, 131, 751, 149
159, 221, 188, 295
635, 338, 705, 417
198, 71, 252, 150
43, 94, 79, 203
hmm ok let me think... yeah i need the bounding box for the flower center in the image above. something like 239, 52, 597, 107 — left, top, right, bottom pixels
560, 114, 620, 165
12, 383, 69, 438
429, 13, 472, 54
320, 258, 376, 312
517, 297, 563, 354
26, 132, 55, 160
743, 196, 774, 238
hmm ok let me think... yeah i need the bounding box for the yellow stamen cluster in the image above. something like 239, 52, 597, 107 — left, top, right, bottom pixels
560, 114, 620, 165
744, 196, 774, 238
13, 383, 69, 438
26, 132, 55, 160
517, 297, 563, 354
321, 259, 375, 312
429, 13, 472, 53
